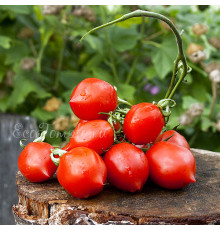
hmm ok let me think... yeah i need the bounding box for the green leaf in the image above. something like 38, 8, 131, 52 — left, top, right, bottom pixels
183, 73, 193, 84
33, 6, 44, 21
166, 105, 182, 130
31, 107, 56, 122
84, 35, 103, 53
0, 35, 11, 49
86, 55, 103, 70
7, 72, 51, 110
1, 6, 32, 14
3, 41, 29, 65
58, 103, 72, 116
116, 84, 135, 101
40, 124, 63, 146
108, 26, 140, 52
39, 27, 53, 47
146, 66, 157, 80
71, 29, 88, 37
91, 67, 114, 84
201, 116, 213, 132
0, 71, 4, 83
62, 90, 73, 102
0, 97, 8, 112
59, 71, 87, 89
191, 83, 208, 102
152, 36, 177, 79
182, 96, 199, 110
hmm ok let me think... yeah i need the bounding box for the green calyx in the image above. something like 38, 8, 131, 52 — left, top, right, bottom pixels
19, 130, 47, 149
50, 148, 67, 166
153, 99, 176, 124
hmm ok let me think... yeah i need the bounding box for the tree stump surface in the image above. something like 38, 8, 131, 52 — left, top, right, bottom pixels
12, 148, 220, 225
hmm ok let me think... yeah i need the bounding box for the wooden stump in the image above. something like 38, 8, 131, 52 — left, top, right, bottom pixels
12, 148, 220, 225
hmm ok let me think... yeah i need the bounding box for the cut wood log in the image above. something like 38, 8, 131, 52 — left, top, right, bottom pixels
12, 148, 220, 225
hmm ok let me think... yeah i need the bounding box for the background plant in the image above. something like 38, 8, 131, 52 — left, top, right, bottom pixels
0, 5, 220, 151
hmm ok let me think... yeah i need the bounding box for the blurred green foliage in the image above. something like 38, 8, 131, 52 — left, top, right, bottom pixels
0, 5, 220, 151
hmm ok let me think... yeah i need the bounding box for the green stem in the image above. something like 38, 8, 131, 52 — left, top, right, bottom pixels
36, 45, 46, 73
54, 39, 66, 88
189, 128, 199, 147
165, 56, 180, 98
20, 139, 27, 149
143, 40, 161, 48
36, 30, 53, 73
117, 97, 132, 107
209, 81, 218, 119
115, 109, 129, 115
100, 6, 119, 83
50, 148, 67, 166
189, 62, 207, 77
33, 130, 47, 142
126, 17, 145, 84
81, 10, 189, 100
168, 65, 187, 99
126, 55, 139, 84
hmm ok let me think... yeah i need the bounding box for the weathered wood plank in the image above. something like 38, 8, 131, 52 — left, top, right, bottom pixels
13, 149, 220, 225
0, 114, 38, 225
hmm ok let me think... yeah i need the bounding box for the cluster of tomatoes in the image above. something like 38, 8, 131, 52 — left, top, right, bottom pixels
18, 78, 196, 199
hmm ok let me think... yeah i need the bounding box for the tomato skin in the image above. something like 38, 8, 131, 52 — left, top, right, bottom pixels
62, 142, 71, 151
69, 120, 114, 155
57, 147, 107, 199
69, 78, 118, 120
104, 143, 149, 192
146, 142, 196, 189
18, 142, 57, 182
123, 103, 165, 145
155, 130, 190, 150
77, 119, 88, 127
113, 120, 120, 131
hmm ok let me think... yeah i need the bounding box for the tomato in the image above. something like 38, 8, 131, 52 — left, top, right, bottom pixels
113, 120, 121, 131
77, 119, 88, 127
62, 142, 71, 151
146, 142, 196, 189
57, 147, 107, 199
155, 130, 190, 150
18, 142, 57, 182
68, 120, 114, 155
123, 103, 165, 144
104, 143, 149, 192
69, 78, 118, 120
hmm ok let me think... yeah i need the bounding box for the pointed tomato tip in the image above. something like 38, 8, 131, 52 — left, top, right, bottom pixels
189, 174, 196, 183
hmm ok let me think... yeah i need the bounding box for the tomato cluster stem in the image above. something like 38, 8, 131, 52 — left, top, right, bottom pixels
81, 9, 190, 101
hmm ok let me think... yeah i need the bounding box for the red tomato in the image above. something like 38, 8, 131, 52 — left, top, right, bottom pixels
123, 103, 165, 144
146, 142, 196, 189
69, 78, 118, 120
57, 147, 107, 199
113, 120, 121, 131
77, 119, 88, 127
69, 120, 114, 155
62, 142, 71, 151
104, 143, 149, 192
155, 130, 190, 150
18, 142, 57, 182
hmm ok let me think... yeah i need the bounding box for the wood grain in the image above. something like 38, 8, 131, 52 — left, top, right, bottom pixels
0, 113, 38, 224
12, 148, 220, 225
